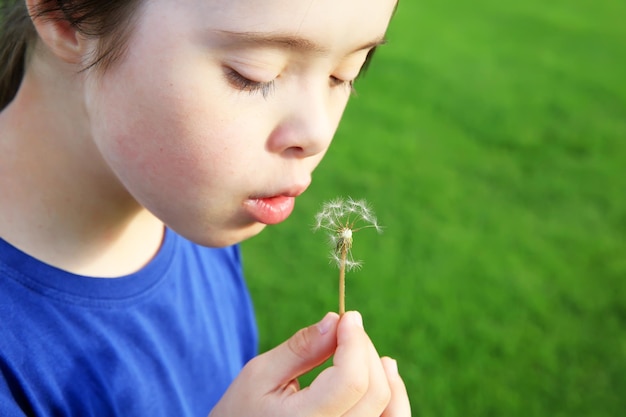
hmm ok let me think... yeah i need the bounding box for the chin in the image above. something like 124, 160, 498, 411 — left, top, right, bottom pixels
177, 222, 268, 248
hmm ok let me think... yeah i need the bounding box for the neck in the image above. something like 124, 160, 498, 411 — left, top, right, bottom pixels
0, 46, 164, 277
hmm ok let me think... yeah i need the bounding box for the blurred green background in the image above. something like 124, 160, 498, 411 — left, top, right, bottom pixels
242, 0, 626, 416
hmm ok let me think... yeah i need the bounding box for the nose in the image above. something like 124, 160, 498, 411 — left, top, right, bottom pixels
266, 86, 337, 158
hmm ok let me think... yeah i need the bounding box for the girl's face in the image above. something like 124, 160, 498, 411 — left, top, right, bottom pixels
83, 0, 397, 247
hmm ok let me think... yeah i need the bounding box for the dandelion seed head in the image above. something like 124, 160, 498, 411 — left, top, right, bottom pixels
313, 196, 382, 271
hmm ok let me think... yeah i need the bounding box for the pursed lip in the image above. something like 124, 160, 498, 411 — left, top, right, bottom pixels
248, 179, 311, 200
243, 180, 311, 225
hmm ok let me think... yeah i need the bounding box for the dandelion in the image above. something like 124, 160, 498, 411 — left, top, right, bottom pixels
313, 197, 382, 315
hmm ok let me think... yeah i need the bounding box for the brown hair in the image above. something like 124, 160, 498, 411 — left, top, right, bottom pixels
0, 0, 141, 110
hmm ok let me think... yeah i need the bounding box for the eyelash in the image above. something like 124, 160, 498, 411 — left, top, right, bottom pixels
225, 69, 357, 98
330, 76, 356, 94
224, 46, 376, 99
225, 69, 276, 99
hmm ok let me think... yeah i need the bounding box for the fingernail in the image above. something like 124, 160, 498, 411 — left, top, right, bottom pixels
388, 358, 399, 375
317, 312, 335, 335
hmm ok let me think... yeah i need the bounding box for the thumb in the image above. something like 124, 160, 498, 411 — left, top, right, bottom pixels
251, 312, 339, 390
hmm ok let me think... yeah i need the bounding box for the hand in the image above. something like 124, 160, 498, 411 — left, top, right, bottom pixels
209, 311, 411, 417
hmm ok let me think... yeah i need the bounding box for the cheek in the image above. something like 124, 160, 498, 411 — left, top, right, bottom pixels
85, 65, 252, 206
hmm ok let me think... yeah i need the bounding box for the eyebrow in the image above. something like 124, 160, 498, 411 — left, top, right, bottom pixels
215, 30, 387, 55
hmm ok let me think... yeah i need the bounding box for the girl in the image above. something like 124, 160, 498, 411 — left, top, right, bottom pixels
0, 0, 410, 415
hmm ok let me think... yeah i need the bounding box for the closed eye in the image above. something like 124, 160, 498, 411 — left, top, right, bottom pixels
329, 76, 356, 94
224, 68, 276, 99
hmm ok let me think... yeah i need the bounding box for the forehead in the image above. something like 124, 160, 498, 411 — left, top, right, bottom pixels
166, 0, 397, 52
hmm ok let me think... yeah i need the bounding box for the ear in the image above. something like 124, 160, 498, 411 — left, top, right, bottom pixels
25, 0, 90, 64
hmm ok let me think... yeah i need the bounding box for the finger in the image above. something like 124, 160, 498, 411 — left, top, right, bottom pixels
243, 312, 339, 391
381, 357, 412, 417
292, 311, 372, 416
342, 338, 392, 417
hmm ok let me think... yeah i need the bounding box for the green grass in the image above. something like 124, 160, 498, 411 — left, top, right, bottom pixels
242, 1, 626, 416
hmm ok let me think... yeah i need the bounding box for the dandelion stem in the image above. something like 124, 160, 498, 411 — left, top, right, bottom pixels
339, 244, 347, 315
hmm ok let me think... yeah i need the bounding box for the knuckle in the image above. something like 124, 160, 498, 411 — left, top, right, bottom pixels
373, 382, 392, 410
238, 354, 263, 380
342, 374, 369, 399
287, 327, 314, 361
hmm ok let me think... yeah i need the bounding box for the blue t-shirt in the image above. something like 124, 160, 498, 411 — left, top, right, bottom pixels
0, 228, 258, 416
